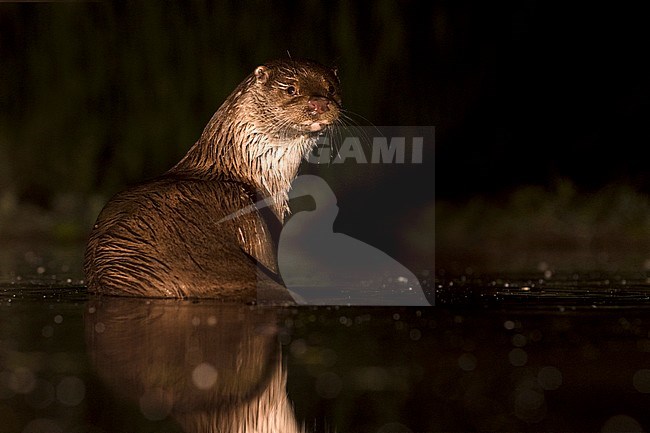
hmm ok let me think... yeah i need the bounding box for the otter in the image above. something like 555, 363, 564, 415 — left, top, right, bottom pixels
84, 59, 341, 301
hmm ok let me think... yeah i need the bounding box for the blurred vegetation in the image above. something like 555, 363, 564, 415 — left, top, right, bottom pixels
0, 1, 431, 203
0, 1, 435, 252
435, 180, 650, 274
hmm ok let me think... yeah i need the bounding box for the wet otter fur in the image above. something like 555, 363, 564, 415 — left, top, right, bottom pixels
84, 59, 341, 301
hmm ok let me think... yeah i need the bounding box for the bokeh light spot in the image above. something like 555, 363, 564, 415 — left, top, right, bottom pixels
192, 362, 218, 390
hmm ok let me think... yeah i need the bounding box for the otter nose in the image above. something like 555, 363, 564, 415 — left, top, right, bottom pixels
308, 96, 330, 114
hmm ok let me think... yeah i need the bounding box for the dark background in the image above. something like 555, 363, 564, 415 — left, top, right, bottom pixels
1, 1, 650, 271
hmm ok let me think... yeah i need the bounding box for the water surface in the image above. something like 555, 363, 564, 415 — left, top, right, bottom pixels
1, 244, 650, 432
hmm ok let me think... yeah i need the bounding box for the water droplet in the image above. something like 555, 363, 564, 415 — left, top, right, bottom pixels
41, 325, 54, 338
601, 415, 644, 433
508, 348, 528, 367
57, 376, 85, 406
409, 329, 422, 341
192, 363, 218, 390
8, 367, 36, 394
290, 339, 307, 357
632, 369, 650, 393
512, 334, 527, 347
458, 353, 477, 371
538, 366, 562, 390
514, 388, 546, 422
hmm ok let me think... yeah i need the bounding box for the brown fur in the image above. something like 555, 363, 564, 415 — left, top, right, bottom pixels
84, 59, 341, 300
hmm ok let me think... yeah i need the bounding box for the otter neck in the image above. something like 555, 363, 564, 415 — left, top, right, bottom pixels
169, 85, 317, 220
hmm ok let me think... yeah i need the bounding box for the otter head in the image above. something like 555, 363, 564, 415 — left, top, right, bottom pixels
173, 59, 343, 215
251, 59, 341, 138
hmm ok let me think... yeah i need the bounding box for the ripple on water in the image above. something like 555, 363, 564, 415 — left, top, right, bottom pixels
435, 272, 650, 308
0, 282, 87, 304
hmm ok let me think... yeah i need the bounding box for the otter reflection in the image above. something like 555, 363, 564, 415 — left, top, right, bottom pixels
85, 298, 304, 432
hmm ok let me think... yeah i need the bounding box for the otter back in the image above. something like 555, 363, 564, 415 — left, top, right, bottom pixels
84, 177, 288, 301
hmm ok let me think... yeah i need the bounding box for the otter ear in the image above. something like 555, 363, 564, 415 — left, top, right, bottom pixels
254, 66, 269, 84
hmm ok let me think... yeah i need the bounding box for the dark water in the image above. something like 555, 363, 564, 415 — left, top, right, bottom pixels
1, 245, 650, 432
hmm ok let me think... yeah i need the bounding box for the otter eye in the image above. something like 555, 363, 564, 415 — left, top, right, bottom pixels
286, 86, 296, 96
327, 84, 335, 95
